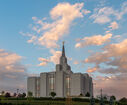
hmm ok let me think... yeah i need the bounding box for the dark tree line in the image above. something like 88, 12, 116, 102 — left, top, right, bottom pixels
0, 91, 26, 98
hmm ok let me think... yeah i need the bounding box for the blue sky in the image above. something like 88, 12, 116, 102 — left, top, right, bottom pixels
0, 0, 127, 98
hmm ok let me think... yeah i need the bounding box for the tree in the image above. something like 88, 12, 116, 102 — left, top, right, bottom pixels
109, 97, 114, 105
103, 96, 107, 100
50, 92, 56, 98
1, 91, 5, 96
85, 92, 90, 97
18, 93, 22, 97
28, 91, 33, 97
5, 92, 11, 97
119, 97, 127, 103
80, 93, 83, 97
13, 93, 17, 97
17, 93, 26, 98
22, 93, 26, 98
110, 95, 116, 100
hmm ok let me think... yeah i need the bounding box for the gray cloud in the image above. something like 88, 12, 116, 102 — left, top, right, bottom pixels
94, 74, 127, 99
0, 49, 27, 93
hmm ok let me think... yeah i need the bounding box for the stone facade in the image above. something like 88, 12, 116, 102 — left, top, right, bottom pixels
27, 43, 93, 97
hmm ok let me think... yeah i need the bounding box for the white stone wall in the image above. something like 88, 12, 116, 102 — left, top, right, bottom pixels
40, 73, 48, 97
83, 73, 90, 95
55, 71, 64, 97
27, 77, 37, 97
27, 72, 93, 97
70, 73, 82, 96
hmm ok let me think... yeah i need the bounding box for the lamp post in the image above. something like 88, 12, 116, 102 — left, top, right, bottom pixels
90, 96, 95, 105
17, 89, 19, 97
100, 89, 105, 105
16, 89, 19, 105
109, 97, 114, 105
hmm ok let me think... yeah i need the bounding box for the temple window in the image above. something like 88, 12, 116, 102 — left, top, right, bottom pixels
49, 75, 55, 92
66, 76, 70, 96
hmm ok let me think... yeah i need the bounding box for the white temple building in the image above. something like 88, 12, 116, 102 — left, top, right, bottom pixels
27, 43, 93, 97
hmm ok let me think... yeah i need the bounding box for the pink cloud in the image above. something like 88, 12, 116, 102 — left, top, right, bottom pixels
94, 74, 127, 99
108, 21, 119, 30
22, 2, 87, 49
75, 33, 112, 48
38, 49, 61, 66
90, 2, 127, 24
0, 49, 27, 93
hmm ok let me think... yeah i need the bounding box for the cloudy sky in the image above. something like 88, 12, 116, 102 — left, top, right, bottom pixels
0, 0, 127, 99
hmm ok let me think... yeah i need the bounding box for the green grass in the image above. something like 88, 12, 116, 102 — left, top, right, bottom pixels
0, 100, 108, 105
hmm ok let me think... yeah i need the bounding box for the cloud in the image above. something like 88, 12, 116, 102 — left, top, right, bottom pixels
117, 1, 127, 20
108, 21, 119, 30
94, 74, 127, 99
0, 49, 27, 92
75, 33, 112, 48
38, 49, 61, 66
38, 48, 72, 66
84, 38, 127, 74
82, 9, 91, 14
87, 66, 99, 73
38, 58, 50, 66
22, 2, 86, 49
113, 35, 121, 39
90, 2, 127, 24
49, 49, 62, 64
73, 60, 79, 65
21, 2, 90, 67
90, 7, 117, 24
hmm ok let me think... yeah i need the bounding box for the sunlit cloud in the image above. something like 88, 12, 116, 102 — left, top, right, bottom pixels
87, 66, 99, 73
21, 2, 87, 49
38, 49, 61, 66
73, 60, 79, 65
90, 1, 127, 24
84, 38, 127, 74
108, 21, 119, 30
82, 9, 91, 15
75, 33, 112, 48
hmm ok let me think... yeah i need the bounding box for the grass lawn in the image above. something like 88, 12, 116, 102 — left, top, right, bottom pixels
0, 100, 108, 105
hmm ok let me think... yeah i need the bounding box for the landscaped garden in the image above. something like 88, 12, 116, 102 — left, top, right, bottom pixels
0, 97, 127, 105
0, 91, 127, 105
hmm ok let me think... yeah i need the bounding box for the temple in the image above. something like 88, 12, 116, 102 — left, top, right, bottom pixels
27, 42, 93, 97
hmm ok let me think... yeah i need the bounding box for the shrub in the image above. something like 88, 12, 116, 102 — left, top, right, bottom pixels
119, 97, 127, 104
85, 92, 90, 97
49, 92, 56, 98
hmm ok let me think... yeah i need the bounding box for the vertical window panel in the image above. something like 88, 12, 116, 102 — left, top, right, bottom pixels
49, 75, 55, 92
66, 77, 70, 96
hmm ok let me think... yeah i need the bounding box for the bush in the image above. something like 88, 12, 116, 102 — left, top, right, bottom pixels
49, 92, 56, 98
72, 98, 90, 102
119, 97, 127, 103
85, 92, 90, 97
110, 95, 116, 100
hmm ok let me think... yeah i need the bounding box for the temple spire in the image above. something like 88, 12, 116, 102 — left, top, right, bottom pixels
62, 41, 65, 57
60, 41, 67, 65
